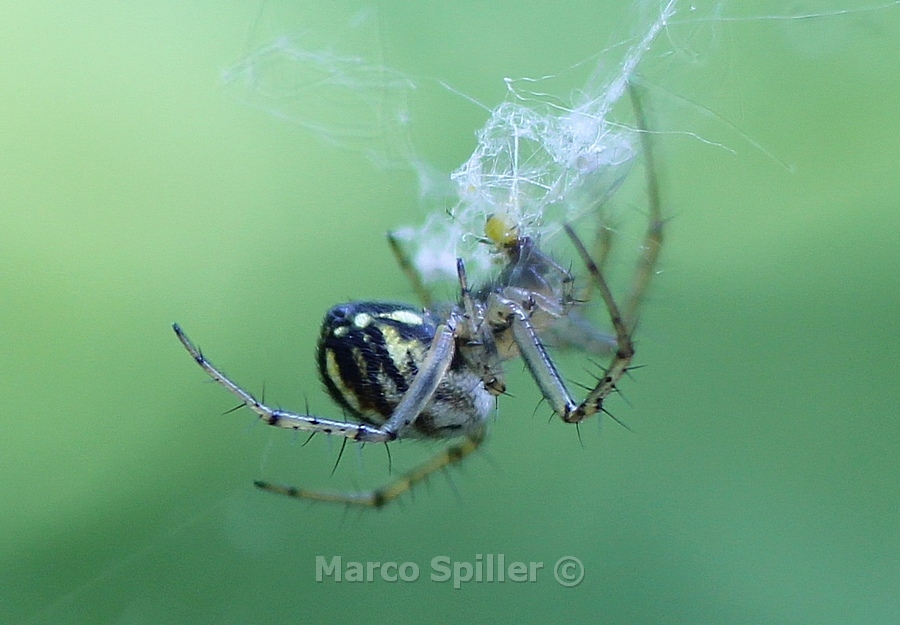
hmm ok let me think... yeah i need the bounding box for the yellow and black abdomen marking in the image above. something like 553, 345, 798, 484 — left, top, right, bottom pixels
316, 302, 494, 437
317, 302, 433, 425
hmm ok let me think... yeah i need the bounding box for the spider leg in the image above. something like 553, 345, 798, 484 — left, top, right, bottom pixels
380, 317, 459, 435
623, 79, 664, 329
387, 231, 434, 308
174, 323, 390, 441
563, 226, 634, 422
504, 305, 579, 419
254, 426, 487, 507
579, 184, 619, 306
595, 221, 616, 276
456, 257, 478, 332
173, 319, 459, 443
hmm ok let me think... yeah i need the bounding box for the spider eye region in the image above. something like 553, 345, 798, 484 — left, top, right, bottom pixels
317, 302, 433, 422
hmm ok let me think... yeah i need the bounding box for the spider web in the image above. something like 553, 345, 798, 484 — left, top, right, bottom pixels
222, 7, 416, 169
220, 0, 900, 287
394, 0, 677, 283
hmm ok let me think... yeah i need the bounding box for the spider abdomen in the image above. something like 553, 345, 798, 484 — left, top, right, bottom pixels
317, 302, 492, 438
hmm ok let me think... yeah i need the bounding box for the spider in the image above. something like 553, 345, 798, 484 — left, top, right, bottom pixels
173, 83, 664, 508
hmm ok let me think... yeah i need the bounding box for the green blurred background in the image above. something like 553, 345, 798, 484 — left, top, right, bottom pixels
2, 1, 898, 623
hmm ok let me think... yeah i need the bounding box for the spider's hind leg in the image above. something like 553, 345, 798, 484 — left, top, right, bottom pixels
254, 426, 487, 507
